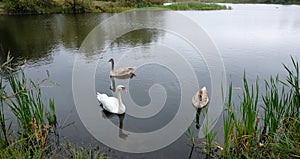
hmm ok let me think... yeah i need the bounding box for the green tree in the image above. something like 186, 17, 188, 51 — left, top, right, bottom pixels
63, 0, 92, 13
3, 0, 58, 13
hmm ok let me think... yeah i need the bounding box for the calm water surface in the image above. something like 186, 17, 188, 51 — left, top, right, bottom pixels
0, 4, 300, 158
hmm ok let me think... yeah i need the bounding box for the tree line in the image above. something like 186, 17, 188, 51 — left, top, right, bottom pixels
2, 0, 299, 14
1, 0, 166, 14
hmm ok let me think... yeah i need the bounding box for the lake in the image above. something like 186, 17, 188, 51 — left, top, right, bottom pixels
0, 3, 299, 158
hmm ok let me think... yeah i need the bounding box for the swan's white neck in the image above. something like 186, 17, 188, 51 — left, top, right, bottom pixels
116, 89, 125, 113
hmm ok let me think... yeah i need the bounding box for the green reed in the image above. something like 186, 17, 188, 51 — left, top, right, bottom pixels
218, 56, 300, 158
224, 73, 260, 157
0, 55, 14, 147
68, 146, 107, 159
0, 77, 10, 147
0, 54, 56, 158
240, 73, 259, 135
261, 56, 300, 158
262, 75, 289, 134
6, 69, 55, 136
222, 82, 235, 156
202, 107, 219, 156
0, 133, 48, 159
262, 57, 299, 134
282, 56, 300, 117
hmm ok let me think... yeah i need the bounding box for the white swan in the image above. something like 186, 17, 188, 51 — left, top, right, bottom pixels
109, 58, 135, 77
97, 85, 127, 114
192, 86, 209, 108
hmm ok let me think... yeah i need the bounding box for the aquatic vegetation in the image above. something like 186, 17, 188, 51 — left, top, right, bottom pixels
201, 107, 219, 157
190, 56, 300, 158
64, 144, 107, 159
0, 53, 108, 158
0, 54, 56, 157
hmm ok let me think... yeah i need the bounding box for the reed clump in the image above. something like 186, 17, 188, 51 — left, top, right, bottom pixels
0, 53, 57, 158
191, 56, 299, 158
222, 56, 299, 158
0, 53, 108, 158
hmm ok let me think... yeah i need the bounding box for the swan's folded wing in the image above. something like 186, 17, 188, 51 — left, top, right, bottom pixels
114, 67, 135, 75
96, 92, 122, 114
102, 97, 119, 114
97, 92, 108, 102
192, 91, 200, 107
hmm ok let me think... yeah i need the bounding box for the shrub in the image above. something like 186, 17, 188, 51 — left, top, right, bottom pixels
63, 0, 93, 13
3, 0, 59, 14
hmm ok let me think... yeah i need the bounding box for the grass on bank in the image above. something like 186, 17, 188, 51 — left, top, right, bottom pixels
162, 2, 229, 10
169, 0, 300, 5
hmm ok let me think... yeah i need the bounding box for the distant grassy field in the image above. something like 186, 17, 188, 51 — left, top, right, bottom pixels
162, 2, 229, 10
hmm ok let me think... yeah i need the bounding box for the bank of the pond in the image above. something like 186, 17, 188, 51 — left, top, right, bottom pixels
173, 0, 300, 5
162, 2, 230, 10
1, 0, 300, 15
0, 1, 230, 15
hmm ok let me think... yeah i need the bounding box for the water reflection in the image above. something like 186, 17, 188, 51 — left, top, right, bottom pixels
110, 74, 136, 92
113, 29, 161, 47
0, 14, 112, 62
188, 144, 195, 159
79, 10, 167, 58
101, 110, 128, 140
195, 108, 202, 130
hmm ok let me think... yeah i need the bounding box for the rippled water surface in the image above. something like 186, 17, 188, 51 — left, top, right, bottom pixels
0, 4, 300, 158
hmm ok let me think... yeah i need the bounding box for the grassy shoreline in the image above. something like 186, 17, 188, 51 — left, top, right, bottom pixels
1, 0, 300, 15
169, 0, 300, 5
161, 2, 230, 10
198, 0, 300, 5
0, 1, 230, 15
